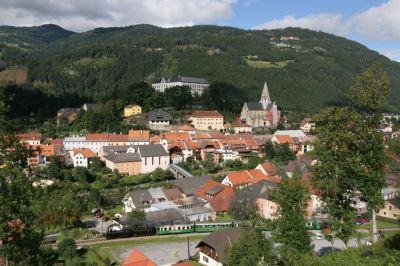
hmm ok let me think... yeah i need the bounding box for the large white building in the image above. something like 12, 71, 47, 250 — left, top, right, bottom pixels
152, 76, 209, 95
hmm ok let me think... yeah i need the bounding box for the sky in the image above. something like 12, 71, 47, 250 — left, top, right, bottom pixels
0, 0, 399, 61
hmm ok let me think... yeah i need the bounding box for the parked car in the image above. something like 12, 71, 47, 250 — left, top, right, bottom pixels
356, 217, 369, 225
83, 221, 97, 228
92, 208, 101, 215
96, 212, 104, 218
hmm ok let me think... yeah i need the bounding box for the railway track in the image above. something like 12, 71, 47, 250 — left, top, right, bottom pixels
75, 232, 209, 246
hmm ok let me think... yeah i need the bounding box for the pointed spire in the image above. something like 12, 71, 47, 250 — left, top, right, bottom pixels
260, 81, 271, 109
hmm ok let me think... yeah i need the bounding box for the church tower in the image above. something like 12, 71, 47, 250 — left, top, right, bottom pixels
260, 81, 271, 109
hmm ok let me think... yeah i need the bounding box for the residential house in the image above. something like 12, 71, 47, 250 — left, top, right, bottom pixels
37, 144, 55, 165
300, 118, 316, 133
122, 249, 156, 266
56, 108, 81, 124
188, 111, 224, 131
69, 148, 96, 168
82, 103, 102, 112
124, 104, 142, 117
378, 198, 400, 220
172, 175, 211, 197
64, 136, 87, 151
234, 123, 252, 134
104, 153, 142, 175
195, 180, 234, 214
285, 155, 314, 178
271, 135, 296, 151
273, 129, 306, 138
17, 133, 43, 145
196, 227, 242, 266
172, 125, 196, 135
222, 169, 281, 189
148, 110, 173, 129
152, 76, 209, 96
255, 161, 278, 176
138, 144, 170, 173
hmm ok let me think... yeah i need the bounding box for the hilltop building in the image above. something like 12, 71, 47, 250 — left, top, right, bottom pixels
240, 82, 280, 127
152, 76, 209, 95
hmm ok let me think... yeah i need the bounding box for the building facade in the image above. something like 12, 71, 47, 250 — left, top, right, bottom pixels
240, 82, 280, 127
188, 111, 224, 131
124, 104, 142, 117
152, 76, 209, 95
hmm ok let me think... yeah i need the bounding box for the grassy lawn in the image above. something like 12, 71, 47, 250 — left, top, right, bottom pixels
359, 219, 399, 229
216, 213, 234, 222
104, 206, 123, 217
244, 58, 294, 69
83, 235, 205, 264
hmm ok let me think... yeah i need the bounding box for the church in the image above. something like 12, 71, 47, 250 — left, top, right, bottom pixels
240, 82, 280, 127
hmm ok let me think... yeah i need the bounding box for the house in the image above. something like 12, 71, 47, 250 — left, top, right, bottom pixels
382, 187, 400, 200
188, 111, 224, 131
285, 156, 314, 178
124, 104, 142, 117
273, 129, 306, 138
148, 110, 173, 129
234, 123, 252, 134
196, 227, 242, 266
128, 130, 150, 145
255, 161, 277, 176
64, 136, 87, 151
104, 153, 142, 175
222, 169, 281, 189
56, 108, 81, 124
152, 76, 209, 96
378, 198, 400, 220
195, 180, 234, 214
17, 133, 43, 145
172, 125, 196, 135
138, 144, 170, 173
300, 118, 316, 133
69, 148, 96, 168
122, 248, 157, 266
37, 144, 55, 165
173, 175, 211, 196
82, 103, 102, 112
240, 82, 280, 127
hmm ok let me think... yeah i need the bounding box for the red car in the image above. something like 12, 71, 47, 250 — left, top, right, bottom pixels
95, 212, 104, 218
102, 217, 109, 222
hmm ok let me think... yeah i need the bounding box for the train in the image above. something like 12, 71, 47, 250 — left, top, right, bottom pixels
105, 221, 235, 240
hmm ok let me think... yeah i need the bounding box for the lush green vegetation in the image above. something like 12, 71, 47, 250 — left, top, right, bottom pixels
2, 24, 400, 118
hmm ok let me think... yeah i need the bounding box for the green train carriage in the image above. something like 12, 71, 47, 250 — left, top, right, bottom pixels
155, 222, 235, 235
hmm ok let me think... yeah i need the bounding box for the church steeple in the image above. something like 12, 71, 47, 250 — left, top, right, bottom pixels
260, 81, 271, 109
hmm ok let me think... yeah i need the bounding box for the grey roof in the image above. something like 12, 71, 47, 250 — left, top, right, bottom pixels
64, 136, 86, 142
382, 187, 400, 196
387, 198, 400, 208
138, 144, 169, 157
274, 130, 306, 138
180, 206, 212, 217
102, 145, 131, 154
196, 227, 242, 263
123, 189, 153, 209
146, 208, 186, 226
206, 186, 224, 196
245, 102, 264, 111
148, 187, 167, 200
83, 103, 103, 111
148, 110, 173, 122
156, 76, 209, 84
236, 180, 276, 203
104, 153, 141, 163
172, 175, 211, 196
58, 108, 81, 113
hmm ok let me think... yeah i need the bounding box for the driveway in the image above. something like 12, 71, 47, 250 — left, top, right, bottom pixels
119, 239, 199, 265
83, 217, 112, 234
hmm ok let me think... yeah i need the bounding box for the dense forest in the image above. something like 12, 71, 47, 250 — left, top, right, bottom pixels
1, 24, 400, 117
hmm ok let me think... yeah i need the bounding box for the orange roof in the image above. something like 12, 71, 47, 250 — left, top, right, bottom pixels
128, 130, 150, 141
189, 110, 223, 118
108, 134, 129, 142
161, 132, 191, 142
236, 123, 251, 127
186, 141, 201, 150
73, 148, 96, 158
175, 125, 195, 131
224, 123, 232, 129
168, 142, 186, 151
227, 169, 281, 186
191, 133, 210, 140
123, 249, 157, 266
259, 161, 277, 175
87, 133, 109, 141
275, 135, 293, 144
17, 133, 42, 141
38, 144, 55, 157
150, 135, 161, 144
209, 132, 226, 140
173, 262, 193, 266
195, 180, 233, 212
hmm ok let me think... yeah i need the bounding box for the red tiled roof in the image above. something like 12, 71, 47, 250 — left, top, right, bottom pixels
175, 125, 195, 131
122, 249, 157, 266
17, 133, 42, 141
73, 148, 96, 158
209, 132, 226, 140
168, 142, 186, 151
161, 132, 191, 142
189, 110, 223, 118
128, 130, 150, 141
259, 161, 277, 175
108, 134, 129, 142
195, 180, 233, 212
186, 141, 201, 150
274, 135, 293, 144
191, 133, 211, 140
162, 188, 183, 201
150, 135, 161, 144
173, 262, 193, 266
226, 169, 281, 186
38, 144, 55, 157
223, 123, 232, 129
86, 133, 109, 141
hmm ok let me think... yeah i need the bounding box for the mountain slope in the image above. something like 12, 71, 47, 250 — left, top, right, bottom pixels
4, 24, 400, 113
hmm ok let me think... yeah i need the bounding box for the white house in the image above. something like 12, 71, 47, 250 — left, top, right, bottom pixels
64, 136, 87, 151
137, 144, 170, 173
300, 118, 316, 133
273, 129, 306, 138
69, 148, 96, 168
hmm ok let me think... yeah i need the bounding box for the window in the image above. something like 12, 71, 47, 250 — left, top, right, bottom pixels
202, 256, 209, 263
389, 206, 392, 210
384, 212, 386, 215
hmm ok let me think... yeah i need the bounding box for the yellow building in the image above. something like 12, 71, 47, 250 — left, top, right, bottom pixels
124, 104, 142, 117
188, 110, 224, 131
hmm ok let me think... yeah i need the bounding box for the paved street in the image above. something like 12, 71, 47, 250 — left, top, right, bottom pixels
83, 218, 112, 234
119, 239, 198, 265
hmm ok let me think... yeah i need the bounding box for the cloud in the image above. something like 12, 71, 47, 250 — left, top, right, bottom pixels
351, 0, 400, 40
0, 0, 237, 32
254, 0, 400, 41
380, 48, 400, 62
254, 13, 351, 36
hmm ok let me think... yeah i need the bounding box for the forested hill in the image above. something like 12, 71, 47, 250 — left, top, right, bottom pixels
2, 24, 400, 113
